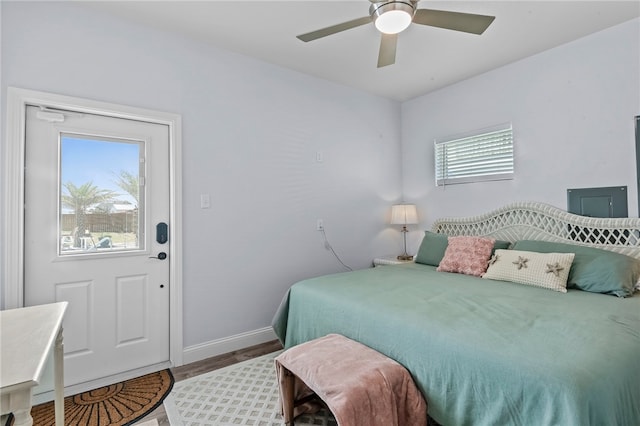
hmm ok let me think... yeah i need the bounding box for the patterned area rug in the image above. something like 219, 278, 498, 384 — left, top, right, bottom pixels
5, 370, 173, 426
164, 351, 337, 426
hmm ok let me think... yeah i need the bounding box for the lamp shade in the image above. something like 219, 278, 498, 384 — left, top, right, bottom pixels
390, 204, 418, 225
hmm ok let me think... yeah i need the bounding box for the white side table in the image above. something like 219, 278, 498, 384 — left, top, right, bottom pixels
373, 256, 415, 267
0, 302, 68, 426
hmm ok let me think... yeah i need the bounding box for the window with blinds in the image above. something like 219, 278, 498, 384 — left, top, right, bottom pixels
434, 124, 514, 186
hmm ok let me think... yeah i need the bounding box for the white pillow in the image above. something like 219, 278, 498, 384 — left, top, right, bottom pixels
482, 249, 575, 293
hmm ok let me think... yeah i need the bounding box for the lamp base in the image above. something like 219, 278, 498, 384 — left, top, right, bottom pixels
397, 254, 414, 261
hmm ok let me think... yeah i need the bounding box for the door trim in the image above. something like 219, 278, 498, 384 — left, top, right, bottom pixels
3, 87, 183, 368
636, 115, 639, 215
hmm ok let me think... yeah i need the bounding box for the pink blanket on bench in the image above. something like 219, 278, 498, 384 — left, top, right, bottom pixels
275, 334, 427, 426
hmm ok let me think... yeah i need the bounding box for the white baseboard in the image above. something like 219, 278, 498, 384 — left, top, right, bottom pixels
182, 326, 278, 365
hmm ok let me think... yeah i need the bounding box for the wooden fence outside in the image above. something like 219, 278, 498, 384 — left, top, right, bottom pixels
61, 212, 138, 234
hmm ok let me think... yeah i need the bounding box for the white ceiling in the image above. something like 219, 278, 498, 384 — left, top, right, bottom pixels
85, 1, 640, 101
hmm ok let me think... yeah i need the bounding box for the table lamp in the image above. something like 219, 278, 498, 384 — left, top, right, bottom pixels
390, 204, 419, 260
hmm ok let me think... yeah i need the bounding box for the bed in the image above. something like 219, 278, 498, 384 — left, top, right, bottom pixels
272, 202, 640, 426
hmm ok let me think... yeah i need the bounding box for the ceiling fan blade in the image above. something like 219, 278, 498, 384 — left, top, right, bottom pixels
297, 16, 372, 42
413, 9, 495, 35
377, 33, 397, 68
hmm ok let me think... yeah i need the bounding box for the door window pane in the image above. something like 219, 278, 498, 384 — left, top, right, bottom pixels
59, 134, 144, 255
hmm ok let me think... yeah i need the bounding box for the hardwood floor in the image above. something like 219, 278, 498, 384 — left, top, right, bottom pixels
133, 339, 283, 425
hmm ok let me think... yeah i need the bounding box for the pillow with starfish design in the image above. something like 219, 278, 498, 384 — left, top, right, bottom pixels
483, 249, 575, 293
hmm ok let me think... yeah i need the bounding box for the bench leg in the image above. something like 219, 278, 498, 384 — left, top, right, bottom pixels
280, 368, 295, 425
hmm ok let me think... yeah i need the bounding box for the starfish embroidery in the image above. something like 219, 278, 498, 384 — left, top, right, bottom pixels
512, 256, 529, 270
488, 254, 500, 266
546, 262, 564, 277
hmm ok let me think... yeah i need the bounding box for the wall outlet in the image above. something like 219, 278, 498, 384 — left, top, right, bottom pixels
316, 219, 324, 231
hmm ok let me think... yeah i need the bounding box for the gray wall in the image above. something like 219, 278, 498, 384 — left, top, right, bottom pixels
1, 2, 403, 348
401, 17, 640, 253
3, 2, 638, 355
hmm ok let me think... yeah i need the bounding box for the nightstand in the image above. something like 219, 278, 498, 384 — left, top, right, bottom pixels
373, 256, 415, 267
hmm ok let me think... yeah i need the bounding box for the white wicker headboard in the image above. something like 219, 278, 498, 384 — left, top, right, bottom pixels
432, 202, 640, 260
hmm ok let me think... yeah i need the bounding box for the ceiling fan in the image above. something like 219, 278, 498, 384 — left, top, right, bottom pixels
296, 0, 495, 68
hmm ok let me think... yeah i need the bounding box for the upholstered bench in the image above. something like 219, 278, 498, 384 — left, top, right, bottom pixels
274, 333, 427, 426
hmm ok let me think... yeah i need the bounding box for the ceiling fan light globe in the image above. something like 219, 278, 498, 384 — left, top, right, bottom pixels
370, 1, 416, 34
375, 10, 412, 34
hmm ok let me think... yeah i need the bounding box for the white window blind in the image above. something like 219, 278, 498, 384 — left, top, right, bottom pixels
435, 124, 514, 186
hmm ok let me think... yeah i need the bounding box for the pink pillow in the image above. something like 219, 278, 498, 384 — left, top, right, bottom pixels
437, 236, 496, 277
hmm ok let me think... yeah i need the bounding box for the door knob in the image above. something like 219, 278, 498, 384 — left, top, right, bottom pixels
149, 252, 167, 260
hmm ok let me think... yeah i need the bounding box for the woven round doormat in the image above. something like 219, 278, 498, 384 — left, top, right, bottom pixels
5, 369, 173, 426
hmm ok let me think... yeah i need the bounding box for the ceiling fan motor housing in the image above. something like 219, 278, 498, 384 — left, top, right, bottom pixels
370, 1, 418, 34
370, 1, 418, 20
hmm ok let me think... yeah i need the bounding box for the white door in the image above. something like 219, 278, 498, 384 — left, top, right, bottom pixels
24, 105, 170, 387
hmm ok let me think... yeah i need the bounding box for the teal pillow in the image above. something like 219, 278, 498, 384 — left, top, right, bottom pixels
415, 232, 510, 267
414, 231, 449, 266
512, 240, 639, 297
492, 240, 511, 253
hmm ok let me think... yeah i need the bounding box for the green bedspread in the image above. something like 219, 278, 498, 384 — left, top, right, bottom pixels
272, 263, 640, 426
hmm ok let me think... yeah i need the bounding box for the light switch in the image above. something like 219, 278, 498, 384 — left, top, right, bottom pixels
200, 194, 210, 209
